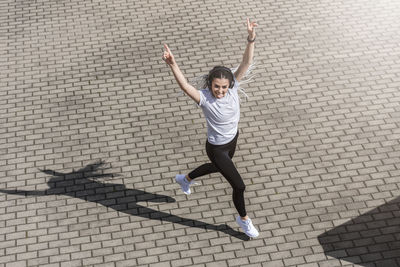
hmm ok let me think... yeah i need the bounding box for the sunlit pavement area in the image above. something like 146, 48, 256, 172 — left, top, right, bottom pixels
1, 0, 400, 266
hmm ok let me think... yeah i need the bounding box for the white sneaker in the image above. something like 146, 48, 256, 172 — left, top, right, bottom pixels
175, 174, 193, 195
236, 216, 259, 238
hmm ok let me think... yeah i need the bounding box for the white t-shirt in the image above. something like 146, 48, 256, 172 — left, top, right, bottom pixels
198, 79, 240, 145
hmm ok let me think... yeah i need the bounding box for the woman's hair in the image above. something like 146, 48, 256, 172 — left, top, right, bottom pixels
207, 66, 235, 89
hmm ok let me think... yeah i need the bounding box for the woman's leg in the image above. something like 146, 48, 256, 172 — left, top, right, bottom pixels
189, 132, 238, 179
176, 143, 219, 195
188, 163, 219, 180
205, 134, 259, 237
206, 141, 247, 217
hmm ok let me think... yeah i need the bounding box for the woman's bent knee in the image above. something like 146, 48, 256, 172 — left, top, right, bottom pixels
234, 184, 246, 193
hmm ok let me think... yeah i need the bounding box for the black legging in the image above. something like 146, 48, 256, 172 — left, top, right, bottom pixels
188, 132, 247, 217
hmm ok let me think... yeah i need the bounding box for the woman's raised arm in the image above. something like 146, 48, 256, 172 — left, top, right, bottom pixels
234, 18, 258, 82
163, 44, 200, 104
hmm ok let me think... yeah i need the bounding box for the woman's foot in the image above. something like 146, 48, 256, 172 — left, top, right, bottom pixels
236, 216, 259, 238
175, 174, 194, 195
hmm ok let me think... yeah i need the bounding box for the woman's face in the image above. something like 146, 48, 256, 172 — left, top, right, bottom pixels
211, 78, 230, 99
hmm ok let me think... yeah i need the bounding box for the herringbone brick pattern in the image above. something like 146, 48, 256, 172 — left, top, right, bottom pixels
1, 0, 400, 266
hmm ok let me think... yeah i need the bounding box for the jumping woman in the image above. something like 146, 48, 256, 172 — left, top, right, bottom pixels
162, 18, 259, 238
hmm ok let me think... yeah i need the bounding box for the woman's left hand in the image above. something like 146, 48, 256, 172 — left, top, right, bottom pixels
247, 18, 258, 40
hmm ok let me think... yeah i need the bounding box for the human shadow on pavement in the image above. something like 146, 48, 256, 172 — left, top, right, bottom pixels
0, 160, 249, 241
318, 196, 400, 267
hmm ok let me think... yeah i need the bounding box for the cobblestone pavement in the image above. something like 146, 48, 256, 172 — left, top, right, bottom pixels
1, 0, 400, 266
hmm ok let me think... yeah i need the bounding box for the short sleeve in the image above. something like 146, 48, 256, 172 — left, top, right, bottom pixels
232, 76, 239, 92
198, 89, 206, 107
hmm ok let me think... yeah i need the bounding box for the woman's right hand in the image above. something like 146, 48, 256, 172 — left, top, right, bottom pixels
162, 44, 175, 66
